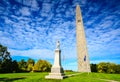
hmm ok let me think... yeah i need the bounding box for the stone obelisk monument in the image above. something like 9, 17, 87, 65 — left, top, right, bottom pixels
76, 5, 91, 72
45, 41, 66, 79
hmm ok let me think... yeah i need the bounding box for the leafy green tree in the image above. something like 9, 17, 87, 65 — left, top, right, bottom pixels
0, 44, 11, 62
12, 60, 19, 73
0, 62, 1, 71
33, 59, 51, 72
18, 59, 27, 71
97, 62, 117, 74
0, 44, 13, 73
27, 58, 35, 72
107, 63, 116, 73
1, 59, 13, 73
115, 65, 120, 74
97, 62, 108, 73
90, 64, 97, 72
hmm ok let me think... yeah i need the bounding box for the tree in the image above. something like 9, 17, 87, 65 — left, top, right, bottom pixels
1, 59, 13, 73
107, 63, 116, 73
33, 59, 51, 72
27, 58, 35, 72
0, 44, 11, 62
97, 62, 108, 73
90, 64, 97, 72
97, 62, 117, 74
12, 60, 19, 73
18, 59, 27, 71
0, 44, 12, 73
115, 65, 120, 74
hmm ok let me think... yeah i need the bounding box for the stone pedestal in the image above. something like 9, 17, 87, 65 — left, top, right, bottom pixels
45, 47, 66, 79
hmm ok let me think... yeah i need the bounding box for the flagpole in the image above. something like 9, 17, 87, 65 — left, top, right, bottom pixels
87, 56, 89, 75
85, 55, 89, 75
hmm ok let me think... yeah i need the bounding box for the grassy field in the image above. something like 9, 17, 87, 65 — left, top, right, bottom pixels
0, 72, 120, 82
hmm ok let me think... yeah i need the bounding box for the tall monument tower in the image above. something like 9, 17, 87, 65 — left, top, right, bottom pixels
76, 5, 91, 72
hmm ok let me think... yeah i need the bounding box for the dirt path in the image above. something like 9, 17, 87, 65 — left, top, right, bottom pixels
66, 73, 83, 77
98, 78, 119, 82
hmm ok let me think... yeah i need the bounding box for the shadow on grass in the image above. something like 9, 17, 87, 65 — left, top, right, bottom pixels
45, 79, 62, 82
44, 77, 68, 82
0, 77, 26, 82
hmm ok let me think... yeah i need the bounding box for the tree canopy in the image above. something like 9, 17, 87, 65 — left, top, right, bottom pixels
33, 59, 51, 72
27, 58, 35, 71
0, 44, 11, 62
0, 44, 18, 73
91, 62, 120, 74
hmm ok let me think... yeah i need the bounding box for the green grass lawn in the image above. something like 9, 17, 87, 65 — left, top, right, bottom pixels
0, 72, 120, 82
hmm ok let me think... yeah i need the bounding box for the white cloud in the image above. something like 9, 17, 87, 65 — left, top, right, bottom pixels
19, 7, 31, 16
30, 0, 39, 11
4, 16, 13, 24
42, 3, 52, 13
40, 3, 52, 17
16, 0, 39, 11
0, 37, 16, 48
9, 49, 54, 59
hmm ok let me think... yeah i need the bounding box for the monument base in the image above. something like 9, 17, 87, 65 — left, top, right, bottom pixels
45, 67, 66, 79
45, 73, 66, 79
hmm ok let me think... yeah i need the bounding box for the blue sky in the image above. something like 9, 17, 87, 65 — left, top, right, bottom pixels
0, 0, 120, 71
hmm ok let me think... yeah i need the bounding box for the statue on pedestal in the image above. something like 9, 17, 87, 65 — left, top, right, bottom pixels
56, 41, 60, 49
45, 40, 66, 79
